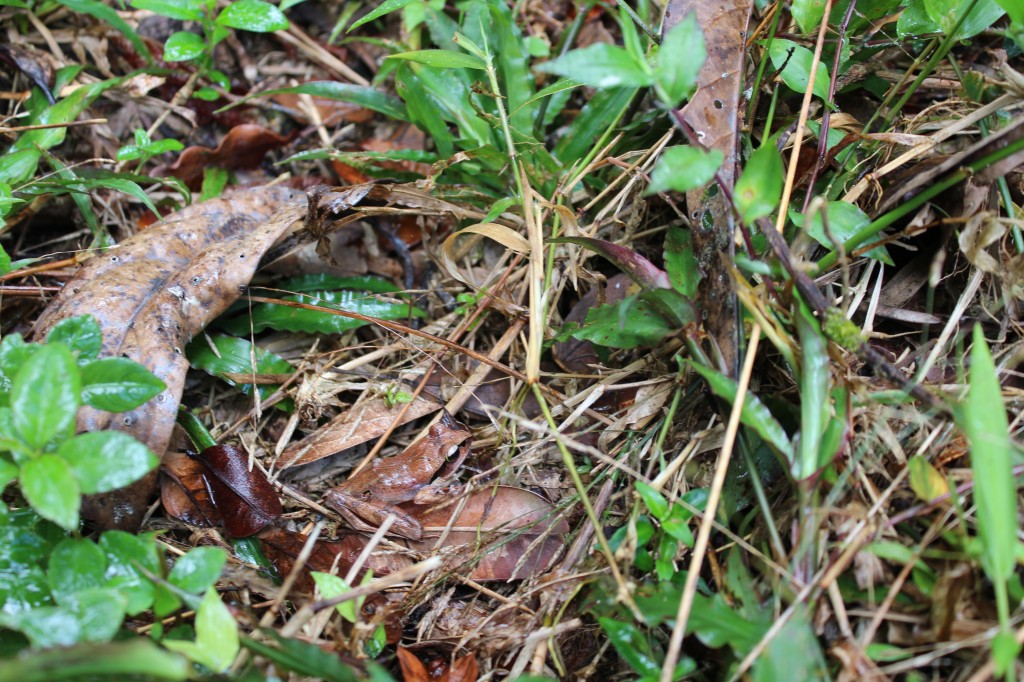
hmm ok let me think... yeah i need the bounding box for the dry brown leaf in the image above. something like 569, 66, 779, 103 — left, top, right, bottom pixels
440, 223, 529, 287
160, 124, 294, 189
278, 395, 441, 468
552, 273, 633, 373
34, 187, 305, 529
396, 646, 431, 682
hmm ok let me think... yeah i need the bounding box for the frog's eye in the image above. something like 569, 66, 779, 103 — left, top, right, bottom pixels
445, 445, 459, 459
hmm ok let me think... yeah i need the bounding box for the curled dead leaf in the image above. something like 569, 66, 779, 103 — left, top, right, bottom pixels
441, 223, 529, 287
161, 124, 294, 189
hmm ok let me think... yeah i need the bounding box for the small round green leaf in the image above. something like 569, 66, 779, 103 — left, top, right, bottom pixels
48, 538, 107, 604
647, 146, 723, 194
767, 39, 830, 100
20, 454, 80, 530
45, 315, 102, 361
11, 343, 80, 450
80, 357, 166, 413
215, 0, 289, 32
163, 31, 206, 62
59, 431, 158, 494
100, 530, 161, 615
169, 547, 226, 595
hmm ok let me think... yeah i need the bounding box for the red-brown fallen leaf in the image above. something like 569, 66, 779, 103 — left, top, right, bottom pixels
404, 486, 570, 581
396, 646, 430, 682
446, 653, 479, 682
161, 449, 218, 528
33, 186, 305, 530
161, 124, 294, 189
553, 273, 633, 373
271, 91, 374, 125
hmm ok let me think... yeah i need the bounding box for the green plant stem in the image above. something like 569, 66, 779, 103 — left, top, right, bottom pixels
529, 382, 636, 609
815, 133, 1024, 272
745, 4, 783, 126
615, 0, 660, 45
177, 408, 217, 451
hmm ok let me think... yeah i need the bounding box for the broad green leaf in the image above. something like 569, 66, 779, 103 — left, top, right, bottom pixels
240, 630, 360, 682
200, 167, 229, 201
793, 200, 892, 264
688, 592, 769, 649
536, 43, 651, 89
219, 81, 408, 121
733, 144, 783, 224
0, 639, 190, 681
164, 588, 239, 672
0, 244, 10, 276
994, 0, 1024, 24
57, 0, 152, 62
216, 0, 288, 31
131, 0, 203, 21
908, 455, 950, 501
688, 361, 793, 456
11, 343, 80, 450
45, 315, 102, 361
752, 608, 827, 682
597, 618, 660, 676
20, 455, 80, 530
187, 334, 294, 401
62, 587, 126, 643
311, 571, 357, 622
222, 290, 425, 335
163, 31, 206, 62
921, 0, 1005, 38
653, 14, 705, 107
170, 547, 227, 595
59, 432, 158, 494
80, 357, 166, 412
961, 326, 1016, 582
348, 0, 416, 31
573, 294, 675, 348
647, 145, 723, 194
664, 227, 701, 298
795, 303, 829, 481
792, 0, 828, 33
767, 39, 830, 100
635, 481, 669, 520
278, 274, 403, 294
47, 539, 107, 604
100, 531, 161, 615
388, 49, 486, 70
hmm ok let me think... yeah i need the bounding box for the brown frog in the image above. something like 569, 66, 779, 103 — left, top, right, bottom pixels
322, 411, 471, 540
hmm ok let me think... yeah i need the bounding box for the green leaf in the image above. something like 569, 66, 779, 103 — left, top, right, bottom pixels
752, 608, 827, 681
664, 227, 701, 298
647, 145, 723, 194
222, 291, 426, 335
653, 14, 705, 107
573, 294, 675, 348
56, 0, 152, 63
170, 547, 227, 594
163, 31, 206, 62
536, 43, 651, 89
791, 0, 828, 33
388, 49, 487, 70
131, 0, 203, 21
311, 571, 358, 622
688, 361, 793, 456
100, 530, 161, 615
164, 588, 239, 672
47, 539, 107, 604
907, 455, 950, 501
767, 39, 830, 100
216, 0, 289, 31
240, 631, 360, 682
20, 455, 80, 530
634, 481, 669, 520
45, 315, 102, 361
219, 81, 408, 121
186, 334, 294, 401
733, 144, 783, 224
794, 200, 892, 264
11, 343, 80, 450
80, 357, 166, 412
994, 0, 1024, 24
920, 0, 1006, 38
200, 167, 229, 201
0, 639, 190, 681
348, 0, 416, 32
62, 587, 127, 643
961, 325, 1016, 583
795, 303, 829, 481
59, 432, 158, 494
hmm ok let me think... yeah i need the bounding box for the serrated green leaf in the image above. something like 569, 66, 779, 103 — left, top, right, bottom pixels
11, 344, 80, 450
20, 455, 80, 530
163, 31, 206, 62
536, 43, 651, 89
653, 14, 705, 106
647, 145, 723, 194
388, 49, 487, 70
59, 431, 158, 494
216, 0, 288, 31
47, 538, 107, 604
45, 315, 102, 361
733, 144, 783, 224
80, 357, 166, 412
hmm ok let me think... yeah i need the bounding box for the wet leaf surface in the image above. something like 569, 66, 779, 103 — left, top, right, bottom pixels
160, 124, 294, 190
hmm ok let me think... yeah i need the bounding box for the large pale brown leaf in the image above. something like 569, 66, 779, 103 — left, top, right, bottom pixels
665, 0, 753, 375
34, 187, 305, 529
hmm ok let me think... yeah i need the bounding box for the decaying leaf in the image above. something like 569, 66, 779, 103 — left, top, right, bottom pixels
34, 186, 306, 529
160, 124, 294, 189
